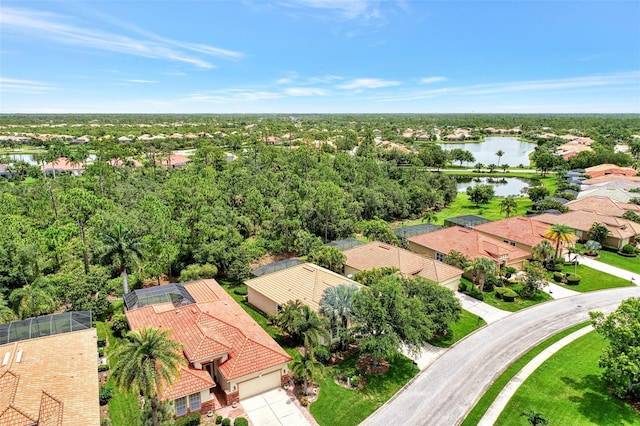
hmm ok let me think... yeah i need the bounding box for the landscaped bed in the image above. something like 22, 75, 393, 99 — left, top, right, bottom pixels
548, 264, 634, 292
495, 331, 640, 425
460, 278, 553, 312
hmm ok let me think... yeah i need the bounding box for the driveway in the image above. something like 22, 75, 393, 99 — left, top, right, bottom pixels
363, 287, 640, 426
241, 388, 311, 426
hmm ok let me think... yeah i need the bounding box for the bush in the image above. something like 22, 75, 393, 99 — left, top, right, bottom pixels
233, 285, 248, 296
350, 375, 360, 388
221, 418, 231, 426
98, 364, 110, 372
553, 272, 564, 282
111, 313, 129, 337
495, 287, 518, 302
620, 244, 638, 256
234, 418, 249, 426
467, 286, 484, 301
484, 274, 499, 292
216, 416, 223, 425
313, 345, 331, 365
565, 273, 582, 285
100, 419, 112, 426
99, 385, 113, 405
300, 396, 309, 407
175, 413, 201, 426
552, 264, 563, 272
179, 263, 219, 282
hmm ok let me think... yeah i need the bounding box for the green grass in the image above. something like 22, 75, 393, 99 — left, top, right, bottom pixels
461, 278, 553, 312
310, 354, 419, 426
550, 263, 634, 292
428, 309, 487, 347
577, 245, 640, 274
461, 322, 591, 426
496, 331, 640, 426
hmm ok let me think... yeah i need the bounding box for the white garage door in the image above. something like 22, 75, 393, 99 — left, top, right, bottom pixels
238, 371, 281, 399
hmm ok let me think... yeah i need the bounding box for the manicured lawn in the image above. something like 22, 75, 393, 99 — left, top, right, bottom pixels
461, 278, 553, 312
428, 309, 487, 348
310, 354, 419, 426
496, 331, 640, 426
549, 264, 634, 292
461, 322, 591, 426
576, 244, 640, 274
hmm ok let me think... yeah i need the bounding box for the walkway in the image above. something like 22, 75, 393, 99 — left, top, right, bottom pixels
455, 292, 512, 324
542, 282, 580, 299
401, 343, 447, 371
569, 254, 640, 284
477, 325, 594, 425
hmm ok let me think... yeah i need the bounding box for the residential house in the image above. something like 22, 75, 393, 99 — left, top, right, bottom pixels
342, 241, 463, 290
125, 280, 292, 413
585, 164, 637, 178
535, 210, 640, 249
157, 154, 191, 168
41, 157, 85, 176
581, 175, 640, 191
245, 263, 362, 316
473, 216, 577, 254
0, 313, 99, 426
407, 226, 530, 270
577, 187, 639, 203
565, 196, 640, 218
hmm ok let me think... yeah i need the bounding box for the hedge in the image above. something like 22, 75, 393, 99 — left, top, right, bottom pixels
565, 273, 581, 285
495, 287, 518, 302
233, 286, 248, 296
553, 272, 564, 282
175, 413, 201, 426
234, 418, 249, 426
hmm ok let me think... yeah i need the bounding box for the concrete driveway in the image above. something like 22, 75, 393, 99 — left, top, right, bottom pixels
241, 388, 311, 426
364, 286, 640, 426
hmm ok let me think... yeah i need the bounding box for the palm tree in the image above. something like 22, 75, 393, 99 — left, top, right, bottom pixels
97, 224, 144, 294
9, 283, 57, 319
496, 150, 505, 166
319, 284, 358, 347
290, 352, 323, 396
466, 257, 496, 292
293, 305, 330, 347
543, 224, 575, 260
421, 208, 438, 224
532, 240, 554, 266
276, 300, 303, 340
499, 196, 518, 218
111, 327, 185, 426
521, 410, 549, 425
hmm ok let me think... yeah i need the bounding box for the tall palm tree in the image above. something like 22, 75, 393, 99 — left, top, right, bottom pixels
111, 327, 185, 426
9, 284, 57, 319
319, 284, 358, 347
543, 224, 575, 260
499, 196, 518, 218
496, 150, 505, 166
97, 224, 144, 294
290, 352, 323, 396
293, 305, 330, 347
466, 257, 496, 292
276, 300, 303, 340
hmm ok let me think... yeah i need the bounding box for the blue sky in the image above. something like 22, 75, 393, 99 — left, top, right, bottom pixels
1, 0, 639, 113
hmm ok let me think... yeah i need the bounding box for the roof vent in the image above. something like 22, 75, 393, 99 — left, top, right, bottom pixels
2, 352, 10, 366
15, 349, 22, 363
175, 310, 180, 314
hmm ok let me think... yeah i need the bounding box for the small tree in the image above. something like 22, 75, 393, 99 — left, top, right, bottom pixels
496, 150, 505, 166
466, 257, 496, 292
532, 240, 555, 267
499, 196, 518, 218
518, 261, 548, 296
307, 246, 346, 273
584, 240, 602, 256
521, 410, 549, 425
445, 250, 471, 271
466, 184, 495, 207
587, 222, 610, 246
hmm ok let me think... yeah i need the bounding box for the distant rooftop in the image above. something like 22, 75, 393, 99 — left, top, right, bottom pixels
0, 311, 92, 345
325, 238, 366, 251
124, 283, 195, 310
251, 258, 304, 277
394, 223, 443, 239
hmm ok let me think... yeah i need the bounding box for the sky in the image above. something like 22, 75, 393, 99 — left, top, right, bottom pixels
1, 0, 639, 114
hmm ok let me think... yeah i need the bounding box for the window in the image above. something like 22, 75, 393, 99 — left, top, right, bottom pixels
276, 304, 282, 313
175, 396, 187, 416
435, 252, 444, 262
189, 393, 201, 411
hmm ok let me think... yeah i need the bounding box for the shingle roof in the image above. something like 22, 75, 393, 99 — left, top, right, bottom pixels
126, 280, 291, 394
343, 241, 462, 283
245, 263, 362, 312
408, 226, 530, 262
474, 216, 573, 248
0, 329, 99, 426
535, 211, 640, 240
565, 196, 640, 218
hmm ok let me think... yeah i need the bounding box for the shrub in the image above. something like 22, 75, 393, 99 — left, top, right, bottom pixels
495, 287, 518, 302
233, 285, 248, 296
99, 385, 113, 405
221, 418, 231, 426
111, 313, 129, 337
467, 286, 484, 301
216, 416, 223, 425
566, 273, 582, 285
300, 396, 309, 407
175, 413, 201, 426
234, 418, 249, 426
179, 263, 219, 282
313, 345, 331, 365
502, 266, 517, 279
484, 274, 499, 292
620, 244, 638, 256
98, 364, 110, 372
100, 419, 112, 426
350, 375, 360, 388
553, 272, 564, 282
552, 264, 563, 272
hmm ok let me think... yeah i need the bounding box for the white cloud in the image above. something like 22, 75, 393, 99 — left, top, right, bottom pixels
420, 76, 447, 84
277, 78, 294, 84
308, 75, 343, 83
285, 87, 328, 96
0, 77, 56, 94
338, 78, 401, 90
125, 79, 158, 84
183, 90, 282, 103
0, 7, 243, 69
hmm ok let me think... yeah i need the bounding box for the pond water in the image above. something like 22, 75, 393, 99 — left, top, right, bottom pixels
439, 137, 536, 166
456, 176, 533, 197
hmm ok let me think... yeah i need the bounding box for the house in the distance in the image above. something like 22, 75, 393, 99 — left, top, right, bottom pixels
584, 163, 637, 179
0, 312, 99, 426
407, 226, 531, 270
565, 196, 640, 218
41, 157, 85, 176
125, 280, 292, 414
342, 241, 463, 290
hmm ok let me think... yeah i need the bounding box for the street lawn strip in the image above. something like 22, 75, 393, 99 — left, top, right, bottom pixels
549, 263, 634, 292
310, 353, 419, 426
428, 309, 487, 348
461, 322, 591, 426
495, 330, 640, 426
575, 244, 640, 274
461, 278, 553, 312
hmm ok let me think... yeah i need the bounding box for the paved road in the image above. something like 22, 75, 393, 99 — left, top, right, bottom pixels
363, 287, 640, 426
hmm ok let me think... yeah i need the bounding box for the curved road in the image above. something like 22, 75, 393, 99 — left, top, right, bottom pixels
363, 287, 640, 426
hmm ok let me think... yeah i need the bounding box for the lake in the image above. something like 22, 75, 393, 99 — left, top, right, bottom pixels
439, 137, 536, 166
455, 176, 532, 197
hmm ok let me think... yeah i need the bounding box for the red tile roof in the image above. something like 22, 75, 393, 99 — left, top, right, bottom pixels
565, 196, 640, 218
343, 241, 462, 283
40, 157, 84, 172
408, 226, 530, 262
535, 211, 640, 240
474, 216, 576, 248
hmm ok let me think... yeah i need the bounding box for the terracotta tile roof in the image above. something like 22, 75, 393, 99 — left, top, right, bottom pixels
126, 280, 291, 394
159, 154, 190, 167
585, 163, 637, 175
535, 211, 640, 240
582, 175, 640, 186
577, 187, 638, 203
40, 157, 84, 172
408, 226, 530, 262
162, 365, 214, 401
343, 241, 462, 283
0, 329, 99, 426
474, 216, 576, 247
565, 196, 640, 218
245, 263, 362, 312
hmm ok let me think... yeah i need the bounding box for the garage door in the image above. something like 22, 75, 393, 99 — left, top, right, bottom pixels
238, 371, 281, 399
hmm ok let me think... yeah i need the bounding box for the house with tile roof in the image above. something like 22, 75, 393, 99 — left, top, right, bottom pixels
158, 154, 191, 168
577, 187, 638, 203
342, 241, 463, 290
565, 196, 640, 218
40, 157, 85, 176
0, 327, 100, 426
535, 210, 640, 249
581, 174, 640, 188
125, 279, 292, 414
245, 263, 362, 316
407, 226, 531, 271
473, 216, 576, 254
585, 164, 637, 178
